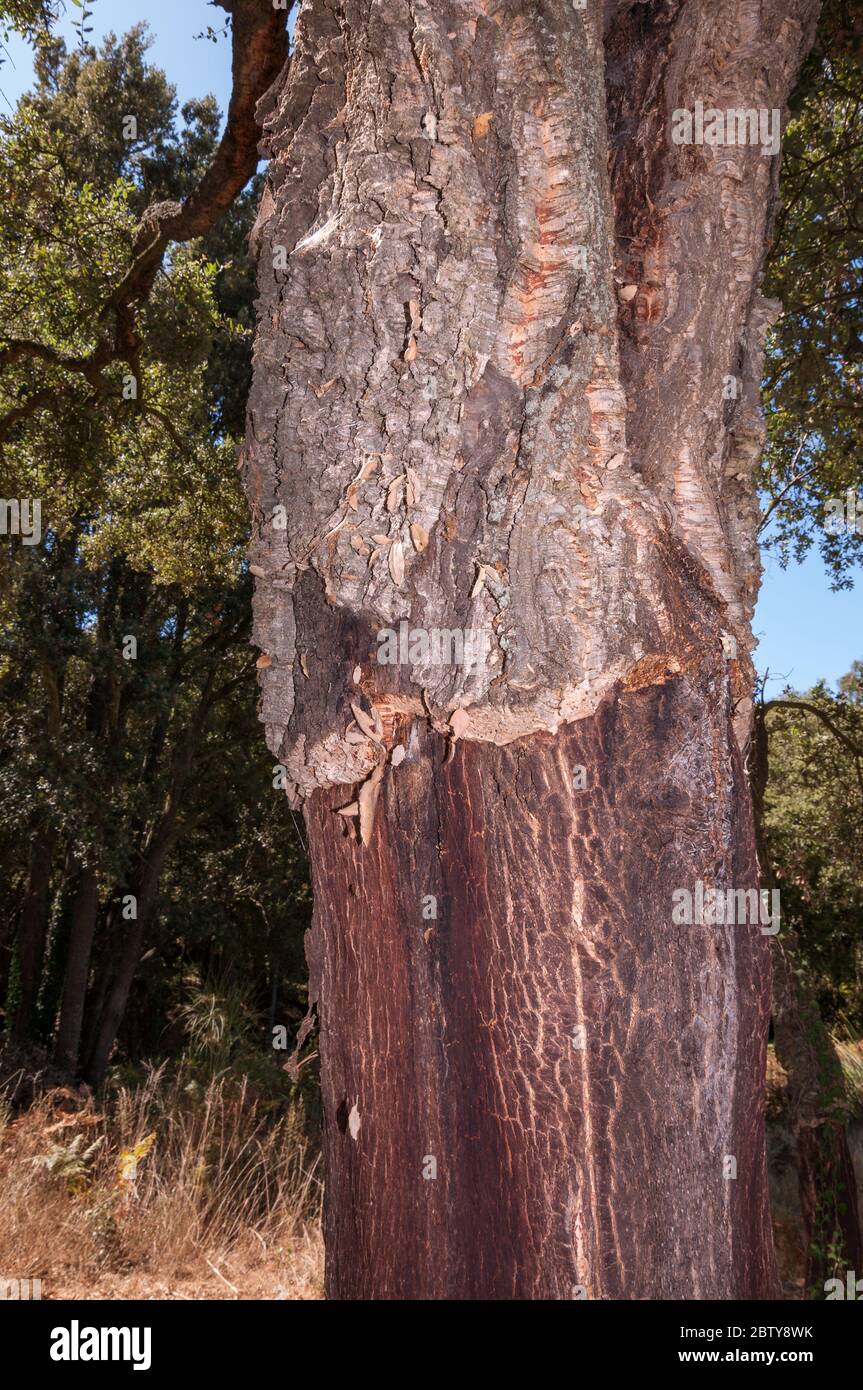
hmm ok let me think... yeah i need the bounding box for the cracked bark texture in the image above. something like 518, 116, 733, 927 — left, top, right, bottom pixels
244, 0, 820, 1298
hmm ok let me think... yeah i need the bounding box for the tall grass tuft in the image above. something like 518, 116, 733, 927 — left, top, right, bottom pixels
0, 1065, 323, 1300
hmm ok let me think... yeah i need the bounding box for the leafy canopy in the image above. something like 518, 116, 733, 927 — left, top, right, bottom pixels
761, 0, 863, 588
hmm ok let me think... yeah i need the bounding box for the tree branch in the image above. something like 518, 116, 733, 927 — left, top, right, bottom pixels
0, 0, 290, 436
763, 697, 863, 799
757, 433, 814, 535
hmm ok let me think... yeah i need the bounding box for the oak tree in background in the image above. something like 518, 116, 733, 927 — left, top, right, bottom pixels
753, 668, 863, 1292
245, 0, 823, 1298
759, 0, 863, 586
752, 0, 863, 1294
0, 12, 307, 1085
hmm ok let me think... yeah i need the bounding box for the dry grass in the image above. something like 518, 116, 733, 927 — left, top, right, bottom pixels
836, 1039, 863, 1110
0, 1065, 323, 1300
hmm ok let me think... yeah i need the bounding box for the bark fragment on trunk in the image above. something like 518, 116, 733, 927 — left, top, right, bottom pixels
244, 0, 820, 1298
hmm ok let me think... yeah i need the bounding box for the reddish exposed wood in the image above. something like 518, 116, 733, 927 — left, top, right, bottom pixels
305, 662, 775, 1299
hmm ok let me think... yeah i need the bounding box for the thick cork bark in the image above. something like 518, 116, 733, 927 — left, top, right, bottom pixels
244, 0, 820, 1298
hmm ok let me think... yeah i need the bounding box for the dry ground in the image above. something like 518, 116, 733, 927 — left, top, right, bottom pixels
0, 1067, 323, 1301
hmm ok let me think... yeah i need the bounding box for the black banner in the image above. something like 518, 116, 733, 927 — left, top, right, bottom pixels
7, 1294, 858, 1376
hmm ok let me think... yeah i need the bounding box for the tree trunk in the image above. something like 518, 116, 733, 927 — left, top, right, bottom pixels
82, 843, 173, 1086
80, 669, 227, 1084
245, 0, 819, 1298
54, 861, 99, 1074
10, 820, 55, 1042
82, 907, 147, 1086
82, 747, 199, 1084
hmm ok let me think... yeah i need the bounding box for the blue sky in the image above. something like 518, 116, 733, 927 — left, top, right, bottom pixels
2, 0, 860, 696
0, 0, 232, 118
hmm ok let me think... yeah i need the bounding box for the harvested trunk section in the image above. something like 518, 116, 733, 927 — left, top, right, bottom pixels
306, 666, 774, 1298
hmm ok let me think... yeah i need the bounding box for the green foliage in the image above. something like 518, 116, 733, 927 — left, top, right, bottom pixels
0, 26, 309, 1080
33, 1130, 103, 1194
177, 977, 260, 1069
761, 0, 863, 587
21, 26, 217, 207
764, 665, 863, 1032
0, 39, 245, 584
0, 0, 61, 48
